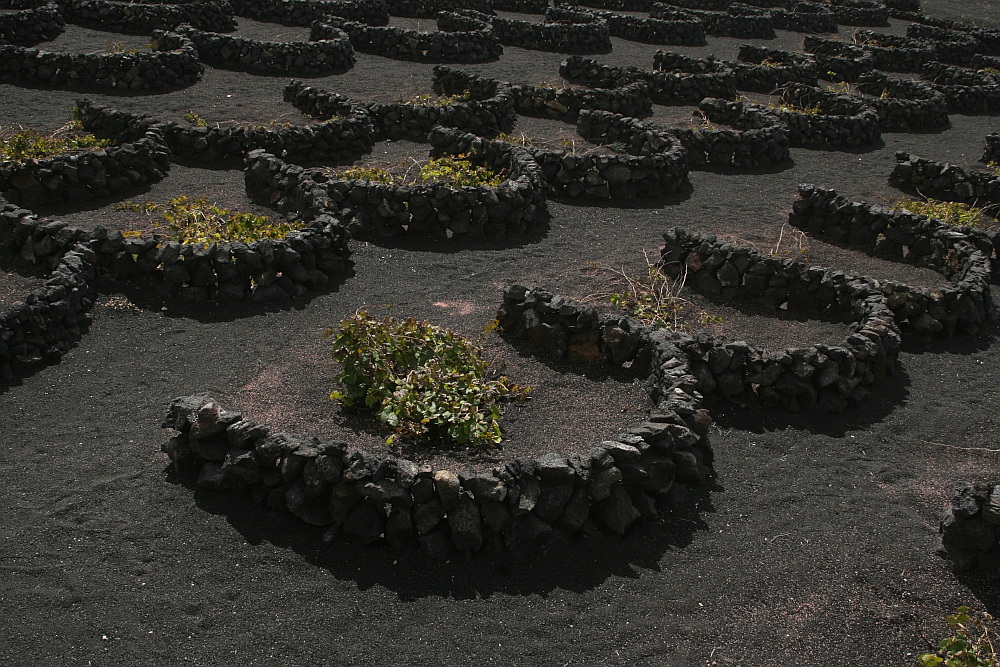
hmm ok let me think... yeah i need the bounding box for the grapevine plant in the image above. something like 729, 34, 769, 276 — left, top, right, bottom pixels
117, 195, 296, 244
326, 311, 530, 448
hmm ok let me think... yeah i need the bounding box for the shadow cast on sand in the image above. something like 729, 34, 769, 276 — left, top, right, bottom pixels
170, 464, 721, 599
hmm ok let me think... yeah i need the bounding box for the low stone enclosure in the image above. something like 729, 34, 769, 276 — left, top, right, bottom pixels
169, 23, 355, 76
0, 124, 171, 209
939, 481, 1000, 579
0, 29, 204, 91
0, 1, 64, 46
455, 7, 613, 54
59, 0, 237, 34
160, 287, 715, 557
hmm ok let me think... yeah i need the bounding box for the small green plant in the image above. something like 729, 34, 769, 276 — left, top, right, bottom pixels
919, 607, 999, 667
182, 109, 207, 127
827, 80, 853, 95
892, 197, 986, 228
0, 122, 112, 163
400, 90, 472, 106
114, 196, 295, 244
326, 310, 530, 447
758, 58, 783, 68
606, 140, 628, 153
772, 103, 825, 116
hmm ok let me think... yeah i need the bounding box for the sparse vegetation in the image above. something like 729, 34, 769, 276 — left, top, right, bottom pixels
0, 121, 112, 164
182, 109, 207, 127
327, 153, 504, 188
892, 196, 987, 228
399, 90, 472, 106
113, 196, 295, 244
326, 310, 530, 447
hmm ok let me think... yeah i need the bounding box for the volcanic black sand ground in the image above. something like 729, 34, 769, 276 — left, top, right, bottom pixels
3, 1, 1000, 665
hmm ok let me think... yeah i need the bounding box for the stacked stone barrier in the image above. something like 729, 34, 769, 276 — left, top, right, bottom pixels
0, 1, 64, 45
172, 23, 355, 75
285, 77, 516, 140
160, 284, 717, 555
790, 184, 995, 335
802, 34, 874, 82
560, 55, 737, 105
387, 0, 492, 18
571, 0, 654, 10
0, 228, 98, 382
510, 80, 651, 120
981, 133, 1000, 166
0, 178, 354, 302
0, 29, 203, 91
732, 51, 818, 91
920, 62, 1000, 114
506, 108, 690, 198
230, 0, 389, 26
61, 0, 236, 34
681, 98, 790, 168
889, 151, 1000, 216
906, 24, 978, 66
315, 11, 502, 62
0, 125, 170, 208
453, 7, 612, 54
564, 6, 706, 46
818, 0, 887, 26
851, 29, 936, 73
74, 99, 375, 164
244, 129, 548, 241
770, 1, 837, 34
771, 83, 881, 149
938, 481, 1000, 579
493, 0, 548, 12
651, 2, 775, 39
855, 71, 949, 132
659, 226, 901, 412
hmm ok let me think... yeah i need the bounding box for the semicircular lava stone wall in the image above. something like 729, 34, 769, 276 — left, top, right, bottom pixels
170, 23, 355, 75
0, 29, 204, 90
314, 11, 503, 63
560, 55, 737, 105
60, 0, 237, 34
454, 7, 613, 54
566, 5, 706, 47
160, 284, 716, 557
0, 0, 64, 46
0, 126, 171, 208
855, 71, 950, 132
230, 0, 390, 27
774, 83, 882, 149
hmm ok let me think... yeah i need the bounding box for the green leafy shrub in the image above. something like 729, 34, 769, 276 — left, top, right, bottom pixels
919, 607, 999, 667
113, 196, 295, 244
892, 197, 986, 228
326, 311, 530, 447
0, 122, 111, 163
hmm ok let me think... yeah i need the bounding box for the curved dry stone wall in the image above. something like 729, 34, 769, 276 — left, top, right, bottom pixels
819, 0, 888, 26
855, 71, 949, 132
939, 482, 1000, 578
0, 29, 203, 90
906, 24, 978, 66
560, 55, 737, 105
569, 6, 706, 46
387, 0, 491, 18
244, 131, 549, 242
920, 62, 1000, 114
771, 1, 837, 34
230, 0, 389, 26
790, 184, 995, 336
75, 99, 375, 164
802, 34, 875, 83
660, 226, 901, 412
775, 83, 881, 149
852, 29, 937, 73
0, 232, 97, 381
650, 2, 775, 40
0, 1, 64, 46
61, 0, 236, 34
172, 23, 355, 75
315, 11, 502, 63
454, 7, 612, 54
0, 126, 170, 208
684, 98, 790, 168
286, 78, 516, 140
982, 133, 1000, 165
160, 284, 718, 556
